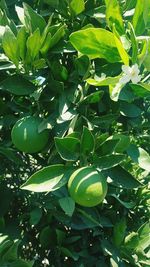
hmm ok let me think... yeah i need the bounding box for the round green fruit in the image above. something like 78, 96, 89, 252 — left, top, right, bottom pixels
11, 116, 49, 153
68, 166, 107, 207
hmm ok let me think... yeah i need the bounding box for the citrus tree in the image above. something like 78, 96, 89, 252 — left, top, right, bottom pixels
0, 0, 150, 266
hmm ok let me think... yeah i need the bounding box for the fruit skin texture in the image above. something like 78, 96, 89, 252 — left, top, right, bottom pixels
11, 116, 49, 153
68, 166, 107, 207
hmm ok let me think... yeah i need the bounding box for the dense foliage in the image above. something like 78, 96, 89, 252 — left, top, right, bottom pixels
0, 0, 150, 266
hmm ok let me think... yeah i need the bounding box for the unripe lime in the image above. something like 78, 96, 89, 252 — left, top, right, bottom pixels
68, 166, 107, 207
11, 116, 49, 153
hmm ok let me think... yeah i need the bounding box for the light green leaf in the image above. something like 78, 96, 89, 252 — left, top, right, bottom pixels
105, 0, 124, 35
26, 28, 41, 62
23, 3, 46, 34
133, 0, 150, 35
114, 33, 129, 65
86, 76, 120, 86
70, 28, 121, 62
127, 144, 150, 171
70, 0, 85, 16
17, 26, 28, 61
2, 26, 19, 66
59, 197, 75, 217
21, 164, 68, 192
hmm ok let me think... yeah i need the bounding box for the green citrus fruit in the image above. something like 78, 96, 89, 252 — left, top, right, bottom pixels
68, 166, 107, 207
11, 116, 49, 153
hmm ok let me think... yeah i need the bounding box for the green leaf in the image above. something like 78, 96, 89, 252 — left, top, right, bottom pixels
0, 75, 35, 95
40, 226, 56, 248
21, 164, 68, 192
80, 126, 95, 155
95, 154, 125, 170
86, 76, 120, 86
96, 139, 119, 156
110, 194, 135, 209
130, 83, 150, 97
108, 134, 130, 153
70, 0, 85, 16
11, 260, 33, 267
114, 33, 129, 65
81, 91, 104, 104
113, 217, 126, 247
50, 25, 66, 49
104, 166, 142, 189
105, 0, 124, 35
23, 3, 46, 34
59, 197, 75, 217
128, 22, 138, 64
29, 208, 42, 225
2, 26, 19, 66
127, 144, 150, 171
70, 28, 121, 62
120, 102, 141, 118
61, 247, 79, 261
138, 222, 150, 250
55, 137, 80, 161
124, 232, 139, 249
26, 28, 41, 62
2, 240, 20, 262
133, 0, 150, 35
17, 26, 28, 61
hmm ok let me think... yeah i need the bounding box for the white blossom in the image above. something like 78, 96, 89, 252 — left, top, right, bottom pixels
42, 258, 49, 266
119, 64, 141, 85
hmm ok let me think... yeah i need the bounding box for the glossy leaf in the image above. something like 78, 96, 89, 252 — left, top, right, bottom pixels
55, 137, 80, 161
26, 28, 41, 62
127, 144, 150, 171
0, 75, 35, 95
2, 26, 19, 66
21, 165, 68, 192
23, 3, 46, 33
70, 28, 121, 62
113, 218, 126, 247
95, 154, 125, 170
80, 126, 95, 155
105, 0, 124, 35
133, 0, 150, 35
59, 197, 75, 217
104, 166, 142, 189
70, 0, 85, 16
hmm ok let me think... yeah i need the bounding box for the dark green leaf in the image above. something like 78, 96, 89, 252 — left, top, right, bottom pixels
80, 126, 95, 155
113, 217, 126, 247
55, 137, 80, 161
104, 166, 142, 189
127, 144, 150, 171
120, 102, 142, 118
59, 197, 75, 217
95, 154, 125, 170
0, 75, 35, 95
